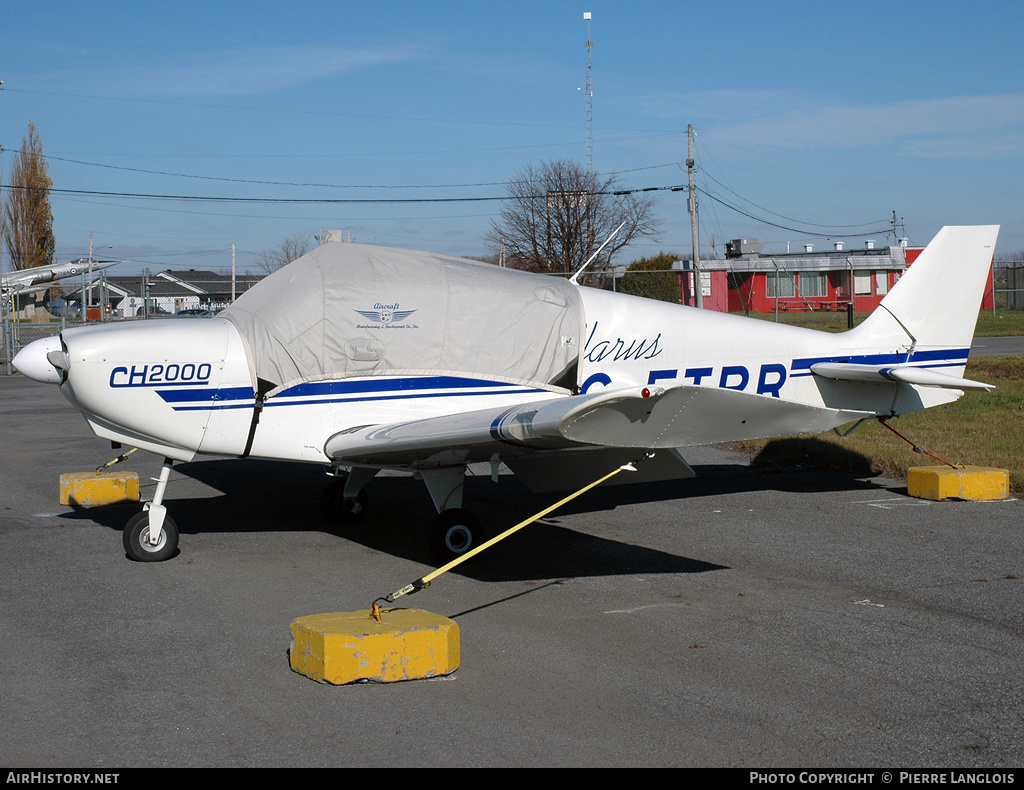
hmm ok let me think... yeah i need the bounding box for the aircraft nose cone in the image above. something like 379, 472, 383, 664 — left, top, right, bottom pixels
13, 335, 66, 384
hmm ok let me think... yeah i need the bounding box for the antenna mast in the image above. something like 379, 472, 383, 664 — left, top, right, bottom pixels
584, 12, 593, 176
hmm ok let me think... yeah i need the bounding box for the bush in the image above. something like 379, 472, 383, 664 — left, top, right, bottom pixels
619, 253, 682, 303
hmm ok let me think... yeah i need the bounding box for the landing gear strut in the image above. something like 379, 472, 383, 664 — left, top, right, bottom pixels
320, 467, 377, 525
123, 457, 179, 562
419, 466, 485, 564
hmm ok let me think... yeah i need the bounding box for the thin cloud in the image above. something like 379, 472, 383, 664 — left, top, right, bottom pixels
36, 43, 430, 97
631, 91, 1024, 159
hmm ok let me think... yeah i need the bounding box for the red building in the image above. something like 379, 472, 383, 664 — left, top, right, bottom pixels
679, 239, 994, 313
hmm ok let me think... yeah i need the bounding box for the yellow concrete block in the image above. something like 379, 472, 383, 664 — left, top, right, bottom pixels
289, 608, 460, 685
59, 471, 140, 506
907, 465, 1009, 502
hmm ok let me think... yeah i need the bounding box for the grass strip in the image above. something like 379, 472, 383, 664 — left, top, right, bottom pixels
728, 356, 1024, 492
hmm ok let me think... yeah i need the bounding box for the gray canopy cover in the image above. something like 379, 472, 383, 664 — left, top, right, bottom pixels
221, 242, 584, 397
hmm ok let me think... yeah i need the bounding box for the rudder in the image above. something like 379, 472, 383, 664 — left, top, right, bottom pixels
853, 225, 999, 350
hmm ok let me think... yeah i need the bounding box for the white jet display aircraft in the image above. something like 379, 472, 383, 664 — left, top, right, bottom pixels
14, 226, 998, 563
2, 258, 118, 297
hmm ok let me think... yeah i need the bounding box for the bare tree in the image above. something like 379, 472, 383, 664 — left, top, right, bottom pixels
254, 232, 315, 274
4, 122, 55, 272
484, 159, 659, 274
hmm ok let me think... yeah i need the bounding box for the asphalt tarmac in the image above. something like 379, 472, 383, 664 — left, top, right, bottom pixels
1, 375, 1021, 768
971, 335, 1024, 356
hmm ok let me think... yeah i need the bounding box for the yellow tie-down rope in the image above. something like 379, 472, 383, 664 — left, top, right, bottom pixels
371, 452, 653, 621
96, 447, 139, 475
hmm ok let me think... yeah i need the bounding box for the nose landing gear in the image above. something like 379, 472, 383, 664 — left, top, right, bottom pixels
123, 458, 179, 562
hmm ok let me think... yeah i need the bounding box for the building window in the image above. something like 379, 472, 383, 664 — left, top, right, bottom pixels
799, 273, 827, 298
767, 271, 795, 298
875, 271, 888, 295
854, 270, 872, 296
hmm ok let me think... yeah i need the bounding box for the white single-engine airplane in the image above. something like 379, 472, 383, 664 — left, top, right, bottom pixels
14, 226, 998, 562
2, 258, 118, 297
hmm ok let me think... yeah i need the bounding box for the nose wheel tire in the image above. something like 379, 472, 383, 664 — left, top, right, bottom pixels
430, 509, 481, 564
123, 511, 179, 562
320, 475, 369, 525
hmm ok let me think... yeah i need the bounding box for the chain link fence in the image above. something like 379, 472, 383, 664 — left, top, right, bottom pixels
2, 316, 76, 375
2, 270, 261, 374
2, 268, 681, 374
582, 262, 1024, 311
7, 262, 1019, 374
994, 260, 1024, 310
556, 267, 686, 303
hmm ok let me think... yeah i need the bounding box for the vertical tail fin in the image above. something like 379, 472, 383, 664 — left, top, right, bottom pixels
853, 225, 999, 351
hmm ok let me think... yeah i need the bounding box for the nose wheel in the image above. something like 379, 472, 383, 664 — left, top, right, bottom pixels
123, 511, 179, 562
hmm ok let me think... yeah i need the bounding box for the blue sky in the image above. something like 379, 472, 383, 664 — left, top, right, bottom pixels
2, 1, 1022, 275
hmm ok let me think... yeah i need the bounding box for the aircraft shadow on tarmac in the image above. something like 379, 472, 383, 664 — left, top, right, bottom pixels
60, 449, 886, 582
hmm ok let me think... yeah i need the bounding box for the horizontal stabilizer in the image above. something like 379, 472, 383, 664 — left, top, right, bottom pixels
810, 362, 993, 391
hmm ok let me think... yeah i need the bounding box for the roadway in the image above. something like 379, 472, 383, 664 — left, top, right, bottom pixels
971, 335, 1024, 356
1, 375, 1021, 767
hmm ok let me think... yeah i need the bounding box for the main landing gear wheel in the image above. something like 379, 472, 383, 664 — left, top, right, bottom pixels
430, 508, 481, 564
123, 511, 179, 563
320, 475, 369, 525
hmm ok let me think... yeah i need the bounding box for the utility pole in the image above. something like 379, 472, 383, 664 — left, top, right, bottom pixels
687, 124, 703, 308
0, 80, 5, 297
231, 242, 236, 302
142, 268, 149, 320
1, 80, 7, 374
87, 235, 112, 321
87, 232, 93, 318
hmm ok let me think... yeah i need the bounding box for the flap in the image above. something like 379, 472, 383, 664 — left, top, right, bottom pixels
323, 386, 657, 465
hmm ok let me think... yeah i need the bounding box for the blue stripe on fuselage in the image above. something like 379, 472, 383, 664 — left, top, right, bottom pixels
789, 348, 969, 377
157, 376, 543, 412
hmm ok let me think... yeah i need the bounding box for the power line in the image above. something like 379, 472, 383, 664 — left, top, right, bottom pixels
38, 151, 683, 189
688, 133, 892, 246
4, 182, 689, 205
697, 186, 892, 239
698, 169, 889, 230
31, 178, 894, 239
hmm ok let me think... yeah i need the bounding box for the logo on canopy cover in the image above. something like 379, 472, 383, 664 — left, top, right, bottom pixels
355, 304, 417, 327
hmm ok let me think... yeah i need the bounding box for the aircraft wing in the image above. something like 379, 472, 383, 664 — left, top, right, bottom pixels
324, 383, 875, 467
3, 281, 61, 297
324, 386, 654, 465
1, 260, 117, 294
